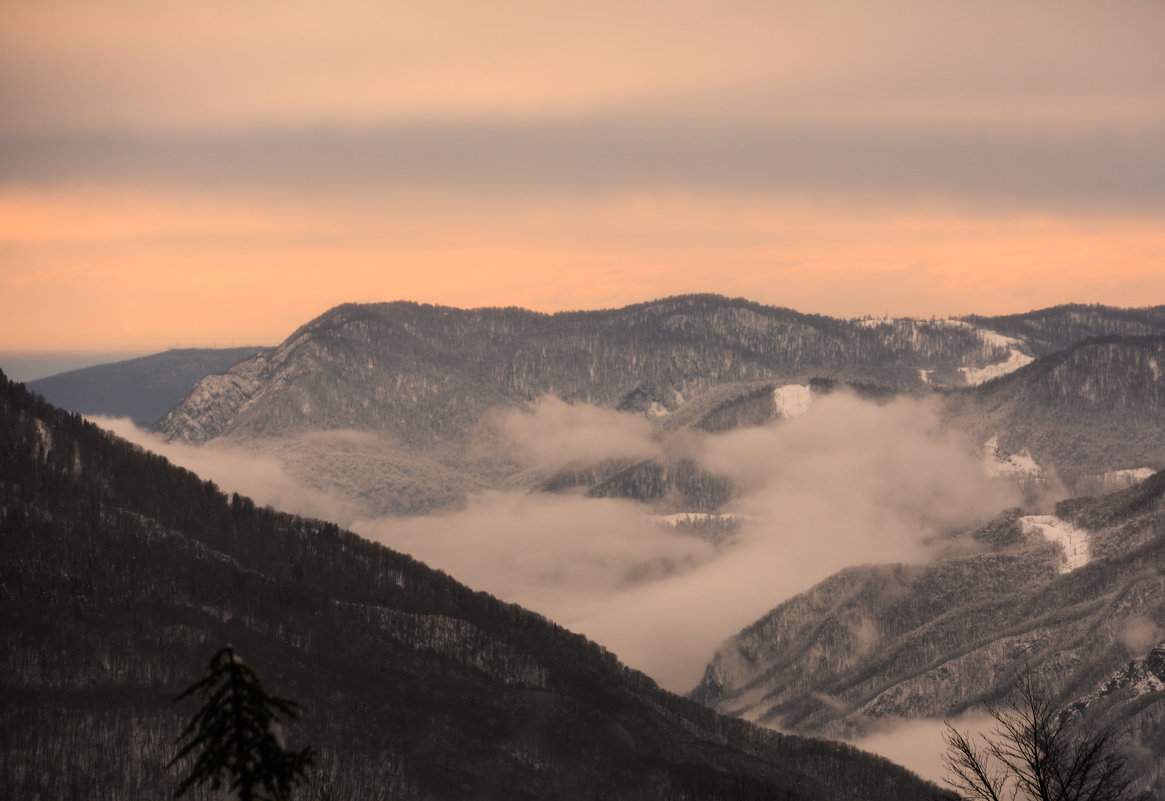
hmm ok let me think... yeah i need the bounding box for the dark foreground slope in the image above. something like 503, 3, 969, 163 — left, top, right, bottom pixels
27, 346, 265, 426
0, 371, 943, 801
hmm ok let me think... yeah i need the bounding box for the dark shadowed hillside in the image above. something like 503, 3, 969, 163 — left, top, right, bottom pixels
0, 371, 946, 801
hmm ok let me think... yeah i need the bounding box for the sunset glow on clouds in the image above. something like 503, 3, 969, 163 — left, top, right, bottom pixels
2, 0, 1163, 352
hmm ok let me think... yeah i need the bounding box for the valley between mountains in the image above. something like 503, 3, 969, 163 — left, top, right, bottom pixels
10, 294, 1165, 798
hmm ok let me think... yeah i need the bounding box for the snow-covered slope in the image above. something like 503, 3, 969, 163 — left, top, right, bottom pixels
1019, 515, 1090, 572
162, 297, 1165, 449
691, 471, 1165, 793
945, 336, 1165, 491
151, 299, 1165, 516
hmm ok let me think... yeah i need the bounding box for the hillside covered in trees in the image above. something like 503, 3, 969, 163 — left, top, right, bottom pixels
0, 371, 946, 801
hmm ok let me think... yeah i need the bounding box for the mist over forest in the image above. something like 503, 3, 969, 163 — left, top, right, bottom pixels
97, 389, 1026, 692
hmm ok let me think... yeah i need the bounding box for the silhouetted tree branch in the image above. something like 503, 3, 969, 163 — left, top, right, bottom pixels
941, 671, 1133, 801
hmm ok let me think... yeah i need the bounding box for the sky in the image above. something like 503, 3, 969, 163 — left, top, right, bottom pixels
2, 0, 1164, 357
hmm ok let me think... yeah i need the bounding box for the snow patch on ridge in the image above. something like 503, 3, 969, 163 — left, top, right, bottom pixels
937, 323, 1034, 385
1105, 467, 1155, 486
982, 436, 1044, 480
773, 385, 813, 419
977, 329, 1021, 350
647, 401, 670, 419
960, 348, 1034, 385
652, 512, 752, 528
1020, 515, 1091, 572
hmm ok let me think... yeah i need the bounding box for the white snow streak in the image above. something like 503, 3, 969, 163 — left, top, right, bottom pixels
651, 512, 753, 527
1105, 467, 1155, 484
960, 348, 1034, 386
982, 436, 1043, 480
647, 401, 671, 419
933, 322, 1035, 385
773, 384, 813, 419
1021, 515, 1091, 572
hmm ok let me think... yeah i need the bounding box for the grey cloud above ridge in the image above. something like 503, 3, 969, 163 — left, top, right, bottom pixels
5, 117, 1165, 213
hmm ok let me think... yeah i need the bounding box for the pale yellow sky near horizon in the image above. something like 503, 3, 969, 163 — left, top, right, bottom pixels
2, 0, 1164, 351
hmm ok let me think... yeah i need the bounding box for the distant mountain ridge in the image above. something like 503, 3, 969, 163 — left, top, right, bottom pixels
962, 304, 1165, 356
155, 294, 1046, 445
145, 296, 1165, 515
27, 346, 265, 426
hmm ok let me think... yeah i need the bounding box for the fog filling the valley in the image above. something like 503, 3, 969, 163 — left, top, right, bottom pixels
402, 392, 1019, 692
92, 417, 369, 525
97, 392, 1021, 694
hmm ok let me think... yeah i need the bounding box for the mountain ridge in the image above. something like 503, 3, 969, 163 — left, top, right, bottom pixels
137, 296, 1165, 517
689, 474, 1165, 795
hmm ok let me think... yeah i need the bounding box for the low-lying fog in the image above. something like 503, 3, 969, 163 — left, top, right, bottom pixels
96, 392, 1021, 694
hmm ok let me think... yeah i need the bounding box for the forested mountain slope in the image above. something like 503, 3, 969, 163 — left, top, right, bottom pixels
692, 475, 1165, 796
0, 371, 945, 801
147, 297, 1165, 517
154, 295, 1027, 446
965, 304, 1165, 357
943, 336, 1165, 489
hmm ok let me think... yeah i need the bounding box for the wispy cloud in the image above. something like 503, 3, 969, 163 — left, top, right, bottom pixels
6, 122, 1164, 214
492, 396, 661, 470
95, 392, 1024, 692
90, 417, 366, 524
359, 393, 1020, 690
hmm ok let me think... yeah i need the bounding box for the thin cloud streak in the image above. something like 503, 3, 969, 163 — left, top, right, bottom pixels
5, 122, 1165, 213
4, 2, 1162, 136
89, 417, 366, 524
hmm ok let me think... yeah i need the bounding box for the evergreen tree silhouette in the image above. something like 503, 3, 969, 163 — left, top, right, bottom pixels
170, 645, 314, 800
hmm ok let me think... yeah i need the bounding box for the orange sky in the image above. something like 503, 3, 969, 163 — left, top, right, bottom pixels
2, 1, 1164, 352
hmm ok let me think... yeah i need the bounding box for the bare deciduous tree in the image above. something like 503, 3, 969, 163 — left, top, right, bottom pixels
941, 672, 1134, 801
